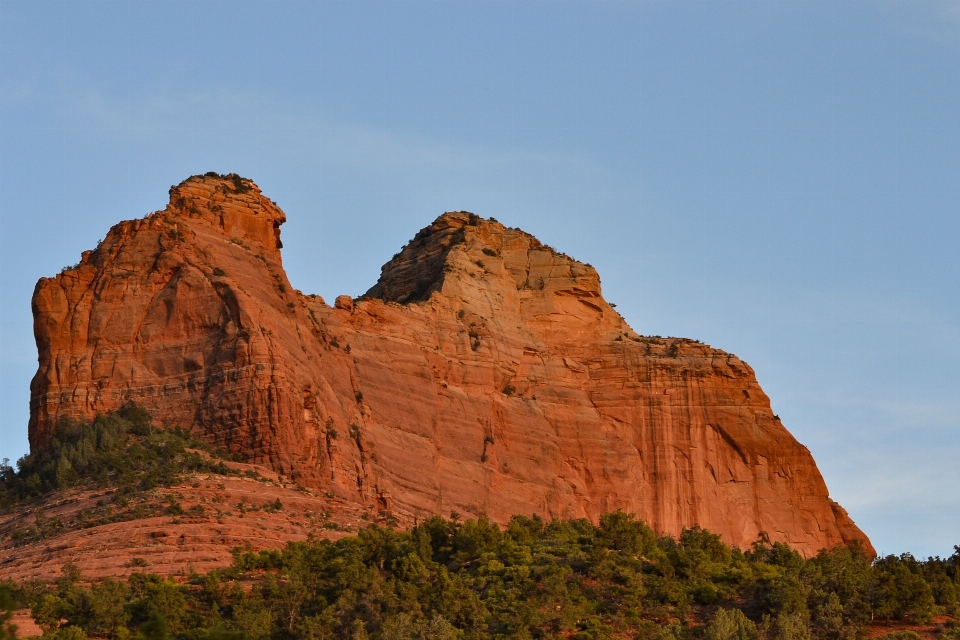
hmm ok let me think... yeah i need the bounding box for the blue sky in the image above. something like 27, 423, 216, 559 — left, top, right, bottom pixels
1, 0, 957, 557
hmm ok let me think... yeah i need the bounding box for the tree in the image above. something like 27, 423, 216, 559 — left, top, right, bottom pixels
706, 608, 757, 640
759, 612, 811, 640
0, 585, 18, 640
871, 554, 936, 624
137, 610, 171, 640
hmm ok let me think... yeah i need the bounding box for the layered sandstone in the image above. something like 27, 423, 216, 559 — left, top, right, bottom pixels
0, 456, 392, 583
28, 173, 873, 556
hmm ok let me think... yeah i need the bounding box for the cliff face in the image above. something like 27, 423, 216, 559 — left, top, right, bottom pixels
29, 174, 873, 556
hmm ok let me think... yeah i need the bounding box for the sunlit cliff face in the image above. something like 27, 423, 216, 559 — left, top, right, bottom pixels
29, 174, 873, 557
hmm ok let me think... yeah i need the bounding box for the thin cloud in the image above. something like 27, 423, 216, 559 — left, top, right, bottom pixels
635, 261, 960, 330
878, 0, 960, 52
315, 122, 609, 185
833, 449, 960, 510
51, 85, 613, 203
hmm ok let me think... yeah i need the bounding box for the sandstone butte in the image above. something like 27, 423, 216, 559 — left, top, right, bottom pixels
28, 173, 873, 558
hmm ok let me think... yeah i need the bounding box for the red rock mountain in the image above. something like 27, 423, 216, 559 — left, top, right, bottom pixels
29, 174, 872, 556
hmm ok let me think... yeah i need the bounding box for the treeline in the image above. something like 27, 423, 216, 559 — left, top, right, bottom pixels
0, 404, 235, 510
1, 408, 958, 640
1, 515, 957, 640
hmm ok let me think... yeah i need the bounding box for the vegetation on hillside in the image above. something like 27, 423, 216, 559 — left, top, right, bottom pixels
0, 404, 236, 511
1, 407, 958, 639
0, 514, 956, 640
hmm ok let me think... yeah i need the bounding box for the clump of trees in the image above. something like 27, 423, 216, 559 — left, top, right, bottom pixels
0, 404, 234, 510
0, 515, 957, 640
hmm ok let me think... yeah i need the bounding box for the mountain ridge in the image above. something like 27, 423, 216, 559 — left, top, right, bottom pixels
27, 173, 873, 557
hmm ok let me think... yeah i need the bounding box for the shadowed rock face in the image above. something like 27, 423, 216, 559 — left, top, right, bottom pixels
29, 174, 873, 556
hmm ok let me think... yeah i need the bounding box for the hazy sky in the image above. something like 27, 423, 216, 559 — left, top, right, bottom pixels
1, 1, 957, 557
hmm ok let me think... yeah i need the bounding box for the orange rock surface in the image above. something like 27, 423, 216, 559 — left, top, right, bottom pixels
28, 174, 873, 557
0, 456, 395, 583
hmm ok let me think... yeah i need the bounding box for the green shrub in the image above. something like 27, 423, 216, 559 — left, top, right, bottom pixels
759, 612, 811, 640
52, 626, 87, 640
0, 584, 17, 640
872, 554, 937, 623
705, 608, 757, 640
229, 174, 251, 194
0, 404, 233, 509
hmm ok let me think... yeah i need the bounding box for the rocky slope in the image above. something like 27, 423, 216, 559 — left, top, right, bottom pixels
0, 456, 391, 583
27, 173, 872, 556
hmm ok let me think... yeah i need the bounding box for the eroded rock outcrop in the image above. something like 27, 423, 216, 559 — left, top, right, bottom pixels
29, 174, 873, 556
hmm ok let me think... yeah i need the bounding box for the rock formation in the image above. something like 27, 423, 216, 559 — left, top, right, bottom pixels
28, 173, 873, 556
